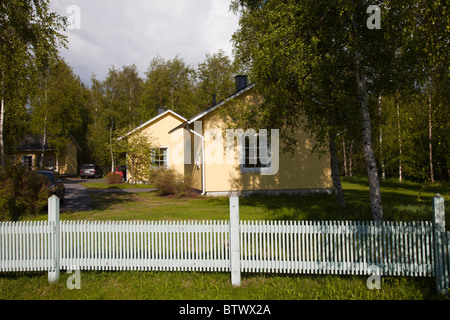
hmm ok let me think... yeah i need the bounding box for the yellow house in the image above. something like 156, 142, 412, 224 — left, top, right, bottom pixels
15, 134, 82, 176
119, 108, 193, 184
124, 76, 333, 196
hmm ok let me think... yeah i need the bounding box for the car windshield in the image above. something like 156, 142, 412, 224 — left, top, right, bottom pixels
81, 164, 95, 169
38, 172, 55, 185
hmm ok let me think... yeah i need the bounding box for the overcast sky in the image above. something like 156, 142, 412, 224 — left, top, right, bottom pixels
50, 0, 240, 85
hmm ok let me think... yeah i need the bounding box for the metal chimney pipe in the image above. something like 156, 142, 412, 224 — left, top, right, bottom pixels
234, 75, 248, 92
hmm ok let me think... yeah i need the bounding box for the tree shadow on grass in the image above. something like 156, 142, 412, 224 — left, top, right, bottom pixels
202, 193, 372, 221
89, 192, 140, 211
343, 176, 449, 199
83, 176, 448, 228
201, 181, 443, 224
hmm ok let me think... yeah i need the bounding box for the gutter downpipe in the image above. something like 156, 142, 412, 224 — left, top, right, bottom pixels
186, 124, 206, 196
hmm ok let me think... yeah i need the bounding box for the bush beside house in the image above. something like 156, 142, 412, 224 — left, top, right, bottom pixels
151, 167, 193, 198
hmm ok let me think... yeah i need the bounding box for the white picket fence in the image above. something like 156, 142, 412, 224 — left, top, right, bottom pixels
0, 220, 55, 272
239, 220, 440, 277
60, 220, 231, 272
0, 194, 449, 295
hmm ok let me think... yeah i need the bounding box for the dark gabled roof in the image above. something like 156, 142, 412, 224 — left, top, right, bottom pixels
168, 82, 257, 134
16, 134, 54, 151
16, 134, 82, 152
188, 83, 256, 123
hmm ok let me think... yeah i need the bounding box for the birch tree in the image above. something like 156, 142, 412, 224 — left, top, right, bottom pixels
232, 0, 449, 218
378, 95, 385, 180
0, 0, 67, 165
231, 0, 388, 215
29, 59, 89, 169
399, 0, 449, 182
86, 65, 144, 173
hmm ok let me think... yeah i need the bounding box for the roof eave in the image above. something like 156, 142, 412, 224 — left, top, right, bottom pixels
118, 109, 188, 141
187, 83, 256, 124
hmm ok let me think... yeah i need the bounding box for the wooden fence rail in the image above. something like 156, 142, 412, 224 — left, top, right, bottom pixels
0, 194, 448, 295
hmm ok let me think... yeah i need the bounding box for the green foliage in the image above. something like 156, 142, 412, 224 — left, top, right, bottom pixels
85, 65, 144, 172
231, 0, 449, 185
114, 129, 155, 184
196, 50, 237, 109
0, 162, 48, 221
29, 58, 90, 159
140, 55, 198, 119
0, 0, 67, 163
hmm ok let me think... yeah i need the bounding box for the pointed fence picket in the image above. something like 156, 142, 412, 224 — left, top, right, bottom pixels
0, 194, 448, 295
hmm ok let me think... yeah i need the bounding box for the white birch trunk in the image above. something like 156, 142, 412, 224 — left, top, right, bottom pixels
428, 92, 434, 182
40, 78, 49, 170
353, 50, 383, 221
397, 101, 402, 182
110, 118, 115, 173
351, 8, 383, 221
378, 94, 385, 181
342, 139, 348, 176
40, 112, 48, 169
0, 70, 4, 167
349, 139, 354, 177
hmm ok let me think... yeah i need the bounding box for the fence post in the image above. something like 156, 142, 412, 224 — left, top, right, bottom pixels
433, 193, 447, 296
230, 195, 241, 287
48, 195, 60, 284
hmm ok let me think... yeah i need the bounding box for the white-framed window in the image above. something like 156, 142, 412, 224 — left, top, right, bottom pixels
21, 155, 33, 170
241, 134, 271, 173
150, 147, 169, 167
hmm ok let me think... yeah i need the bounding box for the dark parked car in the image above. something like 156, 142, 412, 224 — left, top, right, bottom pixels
38, 171, 65, 203
80, 164, 103, 179
114, 165, 127, 181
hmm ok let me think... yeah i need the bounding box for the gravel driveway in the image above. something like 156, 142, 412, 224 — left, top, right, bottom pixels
60, 178, 93, 212
60, 178, 156, 212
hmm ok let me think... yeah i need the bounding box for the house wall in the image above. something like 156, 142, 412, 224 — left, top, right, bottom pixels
190, 127, 203, 191
58, 137, 78, 175
15, 150, 58, 171
198, 88, 333, 195
15, 152, 38, 170
126, 112, 188, 183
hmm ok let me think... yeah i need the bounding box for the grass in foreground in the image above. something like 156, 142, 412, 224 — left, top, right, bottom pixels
0, 270, 443, 300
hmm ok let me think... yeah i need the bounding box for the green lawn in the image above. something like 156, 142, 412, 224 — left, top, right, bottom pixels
63, 176, 449, 228
2, 176, 449, 300
0, 270, 439, 300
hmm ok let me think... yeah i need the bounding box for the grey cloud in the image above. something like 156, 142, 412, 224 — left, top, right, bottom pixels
50, 0, 239, 85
